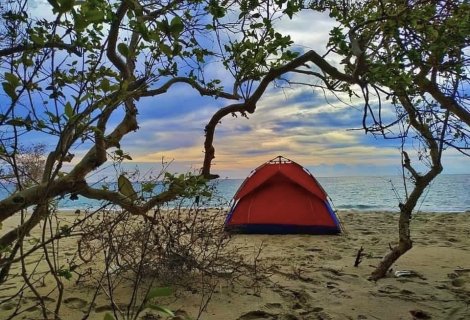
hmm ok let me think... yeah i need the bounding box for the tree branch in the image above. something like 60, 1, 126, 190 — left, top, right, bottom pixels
141, 77, 240, 100
0, 42, 82, 57
416, 76, 470, 127
202, 49, 357, 178
77, 184, 181, 216
0, 179, 86, 224
106, 1, 131, 79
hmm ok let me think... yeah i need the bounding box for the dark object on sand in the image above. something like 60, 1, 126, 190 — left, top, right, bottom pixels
409, 309, 431, 319
354, 246, 365, 267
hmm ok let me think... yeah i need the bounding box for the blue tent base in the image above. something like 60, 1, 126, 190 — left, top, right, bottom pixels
225, 224, 341, 235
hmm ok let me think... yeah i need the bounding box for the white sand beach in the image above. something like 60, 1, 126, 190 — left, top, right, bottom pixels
1, 210, 469, 320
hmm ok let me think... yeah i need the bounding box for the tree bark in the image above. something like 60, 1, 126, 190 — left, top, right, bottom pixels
369, 206, 413, 280
369, 173, 441, 280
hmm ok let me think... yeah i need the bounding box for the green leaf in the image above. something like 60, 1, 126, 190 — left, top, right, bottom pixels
201, 190, 212, 197
57, 0, 75, 13
30, 33, 45, 45
2, 72, 20, 99
100, 78, 110, 92
117, 43, 129, 57
74, 16, 89, 31
45, 111, 60, 123
118, 174, 137, 201
5, 72, 20, 87
64, 102, 74, 119
141, 182, 156, 193
6, 118, 26, 127
47, 0, 59, 9
60, 225, 71, 236
2, 83, 17, 99
170, 16, 184, 36
145, 304, 175, 317
103, 313, 116, 320
84, 7, 105, 23
57, 267, 73, 280
21, 54, 34, 67
114, 149, 132, 160
159, 43, 173, 57
27, 237, 40, 245
146, 287, 172, 300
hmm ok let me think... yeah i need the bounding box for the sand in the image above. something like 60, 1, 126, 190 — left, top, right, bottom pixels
1, 210, 469, 320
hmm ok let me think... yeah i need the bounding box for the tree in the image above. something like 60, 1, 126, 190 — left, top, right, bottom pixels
202, 0, 470, 280
0, 1, 305, 318
0, 0, 298, 280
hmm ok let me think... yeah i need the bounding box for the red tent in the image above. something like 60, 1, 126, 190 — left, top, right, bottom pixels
225, 156, 341, 234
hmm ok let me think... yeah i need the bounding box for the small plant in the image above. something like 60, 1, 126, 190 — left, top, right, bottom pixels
103, 287, 175, 320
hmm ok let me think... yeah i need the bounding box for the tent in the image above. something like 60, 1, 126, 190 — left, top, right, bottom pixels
225, 156, 341, 234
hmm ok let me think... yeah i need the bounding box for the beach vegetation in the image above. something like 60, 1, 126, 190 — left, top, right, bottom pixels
0, 0, 301, 241
0, 0, 293, 318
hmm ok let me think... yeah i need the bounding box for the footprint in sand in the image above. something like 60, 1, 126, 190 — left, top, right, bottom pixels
264, 303, 282, 309
41, 296, 56, 303
24, 305, 40, 313
237, 310, 278, 320
94, 305, 114, 313
325, 281, 339, 289
451, 278, 465, 287
277, 314, 300, 320
0, 303, 16, 311
63, 297, 87, 309
0, 284, 17, 291
290, 290, 312, 305
24, 295, 56, 303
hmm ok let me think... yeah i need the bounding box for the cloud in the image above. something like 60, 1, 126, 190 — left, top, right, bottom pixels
277, 11, 337, 54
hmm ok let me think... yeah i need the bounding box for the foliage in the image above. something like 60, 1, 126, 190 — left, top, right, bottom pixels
103, 286, 175, 320
309, 0, 470, 147
0, 0, 300, 276
0, 166, 269, 319
0, 0, 299, 223
301, 0, 469, 279
0, 0, 298, 318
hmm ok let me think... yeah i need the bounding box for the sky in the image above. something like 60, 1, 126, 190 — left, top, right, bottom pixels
112, 9, 469, 179
4, 2, 470, 180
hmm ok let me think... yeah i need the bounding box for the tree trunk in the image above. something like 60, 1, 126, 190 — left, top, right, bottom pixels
368, 92, 445, 281
369, 206, 413, 280
369, 160, 442, 280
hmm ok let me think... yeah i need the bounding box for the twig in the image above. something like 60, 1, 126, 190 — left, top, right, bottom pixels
354, 246, 365, 267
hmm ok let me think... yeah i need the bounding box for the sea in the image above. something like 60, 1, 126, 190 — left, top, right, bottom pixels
1, 174, 468, 213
